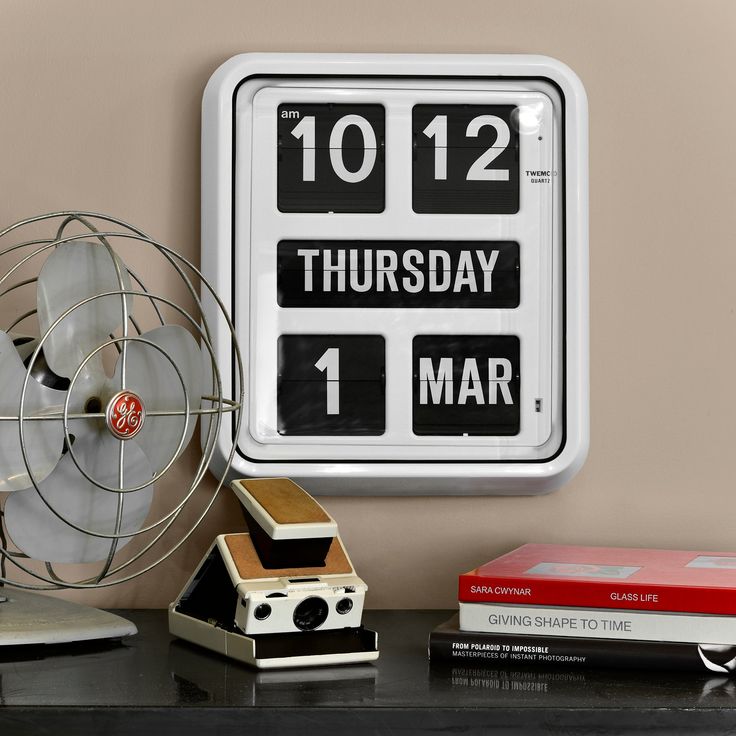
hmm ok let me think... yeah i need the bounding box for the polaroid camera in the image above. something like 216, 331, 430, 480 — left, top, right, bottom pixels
169, 478, 379, 669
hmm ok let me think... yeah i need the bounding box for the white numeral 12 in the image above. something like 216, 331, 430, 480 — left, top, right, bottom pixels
315, 347, 340, 415
422, 114, 511, 181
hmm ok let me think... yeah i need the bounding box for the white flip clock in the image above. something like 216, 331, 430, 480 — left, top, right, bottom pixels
201, 53, 588, 495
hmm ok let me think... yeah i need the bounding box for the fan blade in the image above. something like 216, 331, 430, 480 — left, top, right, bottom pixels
3, 433, 153, 564
37, 240, 132, 381
12, 334, 106, 445
109, 325, 202, 474
0, 330, 65, 492
11, 335, 41, 364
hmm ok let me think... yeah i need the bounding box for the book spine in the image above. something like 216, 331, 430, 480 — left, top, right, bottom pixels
458, 574, 736, 615
458, 602, 736, 644
429, 629, 728, 673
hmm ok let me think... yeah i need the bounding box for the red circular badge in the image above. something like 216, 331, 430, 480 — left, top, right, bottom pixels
106, 391, 145, 440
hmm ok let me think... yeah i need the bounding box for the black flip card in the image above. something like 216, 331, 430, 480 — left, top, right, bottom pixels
278, 104, 385, 213
277, 335, 385, 436
413, 335, 520, 435
413, 105, 520, 214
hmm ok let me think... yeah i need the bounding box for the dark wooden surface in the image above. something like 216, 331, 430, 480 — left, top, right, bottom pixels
2, 610, 736, 735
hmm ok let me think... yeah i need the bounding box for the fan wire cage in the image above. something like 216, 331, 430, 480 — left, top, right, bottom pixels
0, 211, 243, 592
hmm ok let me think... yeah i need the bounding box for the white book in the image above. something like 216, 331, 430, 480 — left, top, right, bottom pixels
458, 601, 736, 645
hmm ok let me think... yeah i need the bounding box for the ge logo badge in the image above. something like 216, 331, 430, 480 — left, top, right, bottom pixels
106, 391, 145, 440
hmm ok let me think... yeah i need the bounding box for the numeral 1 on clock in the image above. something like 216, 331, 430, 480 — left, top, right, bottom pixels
315, 347, 340, 414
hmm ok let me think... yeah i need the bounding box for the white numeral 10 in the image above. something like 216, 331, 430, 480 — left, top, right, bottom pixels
291, 115, 377, 183
422, 114, 511, 181
314, 347, 340, 415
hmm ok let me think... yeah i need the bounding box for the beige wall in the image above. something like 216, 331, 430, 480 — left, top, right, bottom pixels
2, 0, 736, 609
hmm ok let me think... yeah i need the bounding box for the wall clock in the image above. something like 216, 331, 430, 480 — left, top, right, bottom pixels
201, 53, 588, 495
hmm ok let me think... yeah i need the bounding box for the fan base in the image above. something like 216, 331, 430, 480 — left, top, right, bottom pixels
0, 588, 136, 646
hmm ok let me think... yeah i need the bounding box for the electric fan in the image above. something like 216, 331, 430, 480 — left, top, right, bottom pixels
0, 211, 243, 645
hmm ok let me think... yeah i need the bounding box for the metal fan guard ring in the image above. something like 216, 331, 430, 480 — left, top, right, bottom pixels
0, 212, 244, 590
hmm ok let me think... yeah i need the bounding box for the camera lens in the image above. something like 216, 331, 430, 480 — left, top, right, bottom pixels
293, 597, 329, 631
254, 603, 272, 620
336, 597, 353, 615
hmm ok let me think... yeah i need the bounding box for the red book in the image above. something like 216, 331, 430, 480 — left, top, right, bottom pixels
459, 544, 736, 615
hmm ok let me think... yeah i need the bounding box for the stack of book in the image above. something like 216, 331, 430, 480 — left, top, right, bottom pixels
429, 544, 736, 673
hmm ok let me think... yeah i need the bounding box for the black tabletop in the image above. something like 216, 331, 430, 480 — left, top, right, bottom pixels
1, 610, 736, 735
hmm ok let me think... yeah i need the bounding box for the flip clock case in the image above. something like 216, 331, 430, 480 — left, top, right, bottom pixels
201, 53, 589, 495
